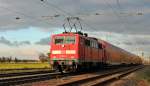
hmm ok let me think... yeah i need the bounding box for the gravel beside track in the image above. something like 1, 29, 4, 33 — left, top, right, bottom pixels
58, 65, 143, 86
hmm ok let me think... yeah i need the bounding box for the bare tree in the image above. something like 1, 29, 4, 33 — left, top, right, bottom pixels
2, 57, 6, 63
14, 57, 19, 63
7, 57, 12, 63
39, 53, 48, 63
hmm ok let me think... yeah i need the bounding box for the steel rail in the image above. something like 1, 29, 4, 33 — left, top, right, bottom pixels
0, 69, 91, 85
58, 65, 143, 86
0, 71, 66, 85
0, 69, 53, 78
90, 65, 143, 86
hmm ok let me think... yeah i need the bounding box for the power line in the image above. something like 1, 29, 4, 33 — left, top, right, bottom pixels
39, 0, 141, 51
116, 0, 122, 10
0, 5, 55, 26
104, 0, 145, 56
39, 0, 104, 31
39, 0, 136, 34
40, 0, 73, 17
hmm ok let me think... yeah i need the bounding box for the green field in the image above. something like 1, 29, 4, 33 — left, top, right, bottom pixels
0, 62, 51, 69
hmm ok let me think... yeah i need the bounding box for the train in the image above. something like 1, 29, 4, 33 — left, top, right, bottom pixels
50, 31, 142, 71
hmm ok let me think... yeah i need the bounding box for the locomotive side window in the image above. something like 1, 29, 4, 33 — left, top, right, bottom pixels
85, 39, 90, 46
65, 36, 75, 44
95, 42, 98, 48
94, 42, 96, 48
80, 38, 84, 45
98, 44, 103, 49
91, 40, 98, 48
54, 36, 64, 44
90, 41, 93, 47
92, 41, 95, 48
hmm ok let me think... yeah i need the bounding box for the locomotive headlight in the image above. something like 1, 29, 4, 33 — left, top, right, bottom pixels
52, 50, 61, 54
66, 50, 76, 54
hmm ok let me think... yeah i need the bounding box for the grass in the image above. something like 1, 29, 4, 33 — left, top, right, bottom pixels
0, 62, 51, 69
0, 62, 52, 73
136, 65, 150, 83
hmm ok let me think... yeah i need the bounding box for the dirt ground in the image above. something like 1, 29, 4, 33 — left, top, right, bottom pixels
108, 65, 150, 86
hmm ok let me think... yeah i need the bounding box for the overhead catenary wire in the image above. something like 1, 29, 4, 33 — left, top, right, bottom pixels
104, 0, 135, 45
0, 0, 145, 56
38, 0, 133, 34
39, 0, 136, 46
0, 0, 145, 52
39, 0, 101, 31
0, 0, 67, 27
39, 0, 82, 32
0, 5, 54, 26
115, 0, 144, 55
104, 0, 144, 56
40, 0, 73, 17
116, 0, 122, 10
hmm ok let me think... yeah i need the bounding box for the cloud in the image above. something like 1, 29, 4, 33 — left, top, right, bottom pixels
0, 0, 150, 59
0, 44, 49, 60
0, 36, 31, 46
35, 37, 50, 45
0, 36, 12, 45
0, 0, 149, 35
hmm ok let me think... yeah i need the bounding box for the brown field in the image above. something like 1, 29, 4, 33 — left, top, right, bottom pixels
109, 65, 150, 86
135, 65, 150, 84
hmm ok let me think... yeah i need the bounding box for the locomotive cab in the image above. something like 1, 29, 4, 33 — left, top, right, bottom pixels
50, 33, 79, 70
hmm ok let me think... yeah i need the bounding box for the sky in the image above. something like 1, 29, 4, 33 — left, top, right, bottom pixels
0, 0, 150, 60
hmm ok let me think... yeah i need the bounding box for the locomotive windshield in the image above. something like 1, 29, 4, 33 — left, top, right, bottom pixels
65, 36, 75, 44
54, 36, 75, 44
54, 36, 64, 44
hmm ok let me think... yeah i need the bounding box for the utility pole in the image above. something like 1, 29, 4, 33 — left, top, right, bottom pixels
142, 52, 144, 57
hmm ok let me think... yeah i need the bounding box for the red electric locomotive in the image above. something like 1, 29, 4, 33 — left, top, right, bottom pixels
50, 32, 106, 70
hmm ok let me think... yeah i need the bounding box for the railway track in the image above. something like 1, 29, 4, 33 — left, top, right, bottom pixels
0, 65, 143, 86
0, 69, 53, 78
0, 68, 50, 71
57, 65, 143, 86
0, 69, 63, 86
0, 69, 89, 85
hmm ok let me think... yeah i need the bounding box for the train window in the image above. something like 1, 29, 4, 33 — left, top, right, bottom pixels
98, 44, 103, 49
85, 39, 90, 46
93, 41, 95, 48
93, 41, 98, 48
65, 36, 75, 44
90, 41, 93, 47
95, 43, 98, 48
80, 38, 83, 45
92, 41, 94, 48
94, 42, 97, 48
54, 36, 64, 44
